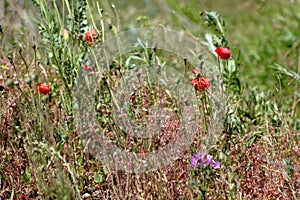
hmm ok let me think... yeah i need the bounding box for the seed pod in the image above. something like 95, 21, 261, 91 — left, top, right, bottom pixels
31, 74, 38, 81
14, 81, 20, 86
6, 80, 14, 87
25, 78, 32, 84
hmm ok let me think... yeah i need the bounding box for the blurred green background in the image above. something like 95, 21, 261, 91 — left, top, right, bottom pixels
109, 0, 300, 91
1, 0, 299, 91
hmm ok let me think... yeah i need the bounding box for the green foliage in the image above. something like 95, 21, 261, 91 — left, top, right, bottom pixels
0, 0, 299, 199
30, 0, 99, 116
204, 11, 226, 39
272, 63, 300, 84
93, 172, 103, 183
70, 0, 89, 35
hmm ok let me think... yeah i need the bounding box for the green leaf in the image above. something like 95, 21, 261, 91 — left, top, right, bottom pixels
77, 155, 83, 165
272, 63, 300, 83
94, 172, 103, 183
227, 59, 236, 74
0, 65, 9, 70
56, 142, 63, 151
125, 55, 145, 67
103, 167, 109, 175
21, 168, 32, 184
246, 136, 257, 148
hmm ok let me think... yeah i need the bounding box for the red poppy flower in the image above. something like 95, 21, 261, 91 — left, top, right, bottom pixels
191, 76, 210, 92
191, 77, 199, 86
84, 29, 98, 45
38, 82, 50, 94
215, 47, 231, 59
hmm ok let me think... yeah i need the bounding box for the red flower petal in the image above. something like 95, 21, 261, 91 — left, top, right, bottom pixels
82, 64, 93, 71
38, 82, 50, 94
84, 29, 98, 45
191, 77, 199, 86
191, 77, 210, 92
215, 47, 231, 59
193, 69, 200, 74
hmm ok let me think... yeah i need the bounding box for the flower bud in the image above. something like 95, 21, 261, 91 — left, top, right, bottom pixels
6, 80, 14, 87
14, 81, 19, 86
215, 47, 231, 59
25, 78, 32, 84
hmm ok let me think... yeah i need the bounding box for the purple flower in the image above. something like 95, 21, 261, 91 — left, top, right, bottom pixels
190, 153, 201, 168
206, 154, 213, 165
191, 152, 221, 169
212, 161, 221, 169
200, 153, 207, 165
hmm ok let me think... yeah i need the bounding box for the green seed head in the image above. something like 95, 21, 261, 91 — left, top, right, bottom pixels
6, 80, 14, 87
25, 78, 32, 84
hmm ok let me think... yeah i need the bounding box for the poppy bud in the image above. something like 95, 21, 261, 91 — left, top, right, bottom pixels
215, 47, 231, 59
25, 78, 32, 84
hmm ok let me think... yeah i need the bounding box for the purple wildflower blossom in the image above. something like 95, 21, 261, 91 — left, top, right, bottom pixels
191, 152, 221, 169
200, 153, 207, 165
190, 153, 201, 168
206, 154, 213, 165
212, 161, 221, 169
